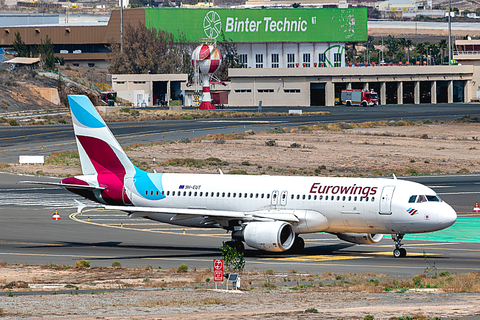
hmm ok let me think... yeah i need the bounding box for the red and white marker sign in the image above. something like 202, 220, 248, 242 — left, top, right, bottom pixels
213, 259, 223, 282
52, 210, 61, 221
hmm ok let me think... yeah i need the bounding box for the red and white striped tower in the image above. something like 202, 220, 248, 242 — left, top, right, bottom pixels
191, 44, 222, 110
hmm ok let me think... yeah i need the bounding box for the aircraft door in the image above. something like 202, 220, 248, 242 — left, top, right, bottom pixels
379, 186, 395, 215
271, 190, 279, 206
280, 191, 288, 206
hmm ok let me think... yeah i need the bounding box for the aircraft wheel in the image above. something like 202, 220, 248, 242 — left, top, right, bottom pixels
235, 241, 245, 253
393, 248, 407, 258
289, 236, 305, 253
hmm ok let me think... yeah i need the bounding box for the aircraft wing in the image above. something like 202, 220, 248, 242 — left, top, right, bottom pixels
20, 181, 104, 191
103, 205, 300, 223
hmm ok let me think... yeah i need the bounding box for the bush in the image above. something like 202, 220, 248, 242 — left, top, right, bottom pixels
179, 138, 191, 143
305, 308, 318, 313
181, 115, 193, 120
111, 261, 121, 267
177, 264, 189, 273
241, 161, 251, 166
265, 140, 276, 147
8, 118, 19, 126
265, 269, 274, 275
290, 142, 301, 148
267, 126, 284, 133
213, 139, 225, 144
226, 169, 248, 175
76, 259, 90, 268
405, 168, 418, 175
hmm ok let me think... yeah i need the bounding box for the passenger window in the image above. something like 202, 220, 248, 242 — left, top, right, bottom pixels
314, 195, 317, 200
371, 197, 375, 202
262, 194, 265, 199
222, 192, 225, 197
408, 195, 417, 203
348, 196, 351, 201
302, 195, 306, 200
325, 196, 329, 200
183, 191, 187, 196
417, 195, 427, 203
194, 192, 197, 196
366, 197, 369, 201
200, 192, 203, 196
211, 192, 214, 197
189, 191, 192, 196
360, 197, 363, 202
354, 196, 357, 201
342, 196, 346, 201
291, 194, 294, 199
233, 193, 236, 197
267, 194, 270, 199
245, 193, 248, 198
166, 191, 169, 196
145, 191, 148, 195
239, 193, 242, 198
332, 196, 335, 201
150, 191, 153, 195
217, 192, 220, 197
157, 191, 160, 196
308, 195, 311, 200
256, 193, 259, 198
228, 192, 231, 197
250, 193, 253, 198
319, 195, 323, 200
172, 191, 175, 196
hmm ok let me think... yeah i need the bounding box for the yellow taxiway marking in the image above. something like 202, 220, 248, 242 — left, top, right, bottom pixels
70, 212, 230, 238
198, 120, 284, 123
271, 255, 370, 261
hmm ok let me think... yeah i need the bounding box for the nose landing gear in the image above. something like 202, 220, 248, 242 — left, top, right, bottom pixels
392, 233, 407, 258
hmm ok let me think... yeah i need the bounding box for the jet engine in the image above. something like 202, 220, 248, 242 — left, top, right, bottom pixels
235, 221, 295, 252
336, 233, 384, 244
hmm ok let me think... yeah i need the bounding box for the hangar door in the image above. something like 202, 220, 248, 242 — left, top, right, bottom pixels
310, 83, 325, 106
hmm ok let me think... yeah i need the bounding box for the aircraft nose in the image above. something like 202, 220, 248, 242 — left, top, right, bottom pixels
438, 204, 457, 228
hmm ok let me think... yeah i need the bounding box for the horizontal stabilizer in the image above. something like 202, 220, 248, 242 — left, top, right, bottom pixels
20, 181, 104, 191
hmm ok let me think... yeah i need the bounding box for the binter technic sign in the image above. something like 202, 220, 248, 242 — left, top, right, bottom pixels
145, 8, 367, 43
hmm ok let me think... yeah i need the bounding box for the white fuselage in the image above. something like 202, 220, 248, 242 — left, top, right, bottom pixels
123, 173, 457, 235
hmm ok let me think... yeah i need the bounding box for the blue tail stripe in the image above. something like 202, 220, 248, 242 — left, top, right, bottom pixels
68, 95, 106, 129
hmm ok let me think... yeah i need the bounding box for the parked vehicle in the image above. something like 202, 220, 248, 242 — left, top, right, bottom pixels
341, 90, 379, 107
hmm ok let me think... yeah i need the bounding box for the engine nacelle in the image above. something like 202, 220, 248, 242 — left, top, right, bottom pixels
336, 233, 384, 244
243, 221, 295, 252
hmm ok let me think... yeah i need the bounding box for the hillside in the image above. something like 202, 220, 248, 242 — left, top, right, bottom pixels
0, 66, 109, 115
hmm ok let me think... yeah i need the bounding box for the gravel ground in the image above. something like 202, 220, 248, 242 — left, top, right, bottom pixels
1, 289, 480, 319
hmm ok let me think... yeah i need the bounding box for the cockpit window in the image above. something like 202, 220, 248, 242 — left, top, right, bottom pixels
416, 195, 427, 203
409, 195, 442, 203
426, 195, 441, 202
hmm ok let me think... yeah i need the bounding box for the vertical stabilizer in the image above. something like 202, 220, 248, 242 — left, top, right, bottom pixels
67, 95, 135, 176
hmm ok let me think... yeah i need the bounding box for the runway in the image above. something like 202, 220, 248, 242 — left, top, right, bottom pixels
1, 172, 479, 277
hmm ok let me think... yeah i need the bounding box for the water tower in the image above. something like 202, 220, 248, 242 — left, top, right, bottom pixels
191, 41, 222, 110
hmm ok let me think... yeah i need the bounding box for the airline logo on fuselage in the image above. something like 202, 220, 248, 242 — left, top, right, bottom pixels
309, 183, 377, 198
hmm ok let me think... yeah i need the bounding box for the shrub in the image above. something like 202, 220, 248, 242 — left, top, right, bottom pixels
181, 114, 194, 120
305, 308, 318, 313
226, 169, 248, 175
8, 118, 19, 126
76, 259, 90, 268
179, 138, 191, 143
214, 139, 225, 144
241, 161, 251, 166
405, 168, 418, 175
267, 127, 284, 134
265, 269, 274, 275
265, 140, 276, 147
290, 142, 301, 148
364, 315, 374, 320
111, 261, 121, 267
177, 264, 189, 273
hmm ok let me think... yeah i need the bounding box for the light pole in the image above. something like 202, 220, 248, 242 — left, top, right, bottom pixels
448, 0, 451, 65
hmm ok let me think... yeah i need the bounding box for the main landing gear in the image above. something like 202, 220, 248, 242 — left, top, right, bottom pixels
288, 236, 305, 253
392, 233, 407, 258
225, 240, 245, 253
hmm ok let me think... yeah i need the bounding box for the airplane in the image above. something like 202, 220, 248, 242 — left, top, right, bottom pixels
27, 95, 457, 258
